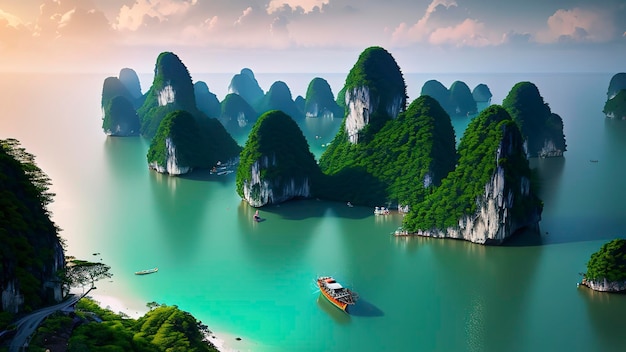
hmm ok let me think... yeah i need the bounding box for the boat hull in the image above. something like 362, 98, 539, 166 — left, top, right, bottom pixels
319, 286, 349, 312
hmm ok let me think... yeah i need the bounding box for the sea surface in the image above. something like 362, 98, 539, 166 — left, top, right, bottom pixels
1, 72, 626, 351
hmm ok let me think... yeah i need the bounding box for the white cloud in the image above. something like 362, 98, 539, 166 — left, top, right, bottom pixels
116, 0, 198, 31
267, 0, 329, 14
392, 0, 457, 44
429, 18, 493, 47
0, 9, 23, 27
391, 0, 501, 47
535, 8, 615, 43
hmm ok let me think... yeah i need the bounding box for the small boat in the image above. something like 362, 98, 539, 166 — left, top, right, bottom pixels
590, 159, 599, 163
317, 276, 358, 312
347, 201, 353, 207
253, 210, 262, 222
374, 206, 390, 215
135, 267, 158, 275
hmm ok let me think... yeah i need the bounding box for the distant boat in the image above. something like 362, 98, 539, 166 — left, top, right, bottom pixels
135, 267, 158, 275
317, 276, 358, 312
347, 201, 353, 207
374, 206, 390, 215
253, 210, 262, 222
590, 159, 599, 163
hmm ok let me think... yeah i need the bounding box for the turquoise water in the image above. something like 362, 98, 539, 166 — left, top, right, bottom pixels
1, 72, 626, 351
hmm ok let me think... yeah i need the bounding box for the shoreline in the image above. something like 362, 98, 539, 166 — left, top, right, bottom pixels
87, 293, 258, 352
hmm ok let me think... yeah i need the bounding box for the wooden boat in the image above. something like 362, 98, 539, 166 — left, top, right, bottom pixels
317, 276, 358, 312
135, 267, 158, 275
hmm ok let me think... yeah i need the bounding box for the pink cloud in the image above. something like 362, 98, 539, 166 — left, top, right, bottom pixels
116, 0, 198, 31
535, 8, 615, 43
429, 18, 493, 47
267, 0, 329, 14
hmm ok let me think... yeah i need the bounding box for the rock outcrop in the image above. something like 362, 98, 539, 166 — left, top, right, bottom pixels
194, 81, 221, 118
604, 73, 626, 119
236, 110, 319, 207
101, 76, 142, 136
502, 81, 566, 158
137, 52, 197, 138
118, 68, 143, 101
449, 81, 477, 116
581, 239, 626, 292
338, 46, 406, 144
256, 81, 303, 120
219, 93, 259, 136
304, 77, 342, 118
102, 95, 141, 136
228, 68, 264, 108
472, 83, 492, 103
147, 111, 201, 175
403, 105, 542, 245
607, 72, 626, 100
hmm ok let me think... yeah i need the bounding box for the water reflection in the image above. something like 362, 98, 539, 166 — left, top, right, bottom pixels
580, 287, 626, 349
316, 295, 351, 325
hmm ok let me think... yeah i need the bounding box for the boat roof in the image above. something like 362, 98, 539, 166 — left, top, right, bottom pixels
327, 282, 343, 290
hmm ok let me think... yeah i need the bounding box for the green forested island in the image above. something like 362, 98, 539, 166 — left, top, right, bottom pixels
604, 73, 626, 119
502, 81, 566, 157
236, 110, 320, 207
581, 239, 626, 292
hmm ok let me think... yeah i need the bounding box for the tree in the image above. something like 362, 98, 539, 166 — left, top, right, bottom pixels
63, 257, 113, 292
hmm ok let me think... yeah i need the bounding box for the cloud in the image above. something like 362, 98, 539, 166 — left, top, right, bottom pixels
116, 0, 198, 31
429, 18, 492, 47
267, 0, 330, 14
0, 9, 23, 27
391, 0, 501, 47
535, 8, 615, 43
391, 0, 457, 43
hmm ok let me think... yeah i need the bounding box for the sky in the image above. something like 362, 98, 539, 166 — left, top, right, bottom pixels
0, 0, 624, 74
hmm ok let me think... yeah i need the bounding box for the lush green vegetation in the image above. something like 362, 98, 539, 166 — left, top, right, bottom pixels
228, 68, 264, 107
607, 72, 626, 98
502, 81, 566, 157
603, 89, 626, 118
421, 80, 479, 116
0, 139, 64, 317
472, 83, 493, 103
236, 110, 320, 200
304, 77, 342, 118
449, 81, 477, 116
147, 110, 241, 172
137, 52, 197, 138
219, 93, 259, 137
403, 105, 539, 231
194, 81, 221, 118
585, 239, 626, 282
29, 298, 217, 351
255, 81, 303, 120
102, 95, 141, 136
318, 96, 456, 206
147, 110, 203, 170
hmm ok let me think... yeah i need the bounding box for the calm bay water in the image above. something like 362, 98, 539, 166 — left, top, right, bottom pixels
1, 72, 626, 351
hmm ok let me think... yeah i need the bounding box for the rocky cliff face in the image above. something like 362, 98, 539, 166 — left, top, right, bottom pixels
237, 110, 319, 207
581, 278, 626, 292
241, 154, 311, 207
415, 121, 541, 244
345, 86, 404, 144
304, 77, 341, 118
502, 81, 567, 158
148, 137, 191, 175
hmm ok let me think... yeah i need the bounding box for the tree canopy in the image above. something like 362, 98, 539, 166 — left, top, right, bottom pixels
0, 139, 64, 313
585, 239, 626, 282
